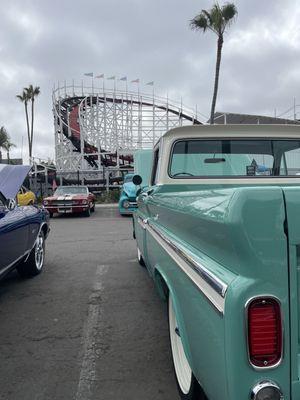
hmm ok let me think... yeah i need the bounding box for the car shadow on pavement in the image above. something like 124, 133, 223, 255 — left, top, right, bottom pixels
52, 213, 91, 219
0, 269, 28, 298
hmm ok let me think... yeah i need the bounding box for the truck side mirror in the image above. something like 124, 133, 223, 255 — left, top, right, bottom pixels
132, 175, 142, 186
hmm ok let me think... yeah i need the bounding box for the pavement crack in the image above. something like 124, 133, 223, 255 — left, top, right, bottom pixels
24, 334, 81, 342
75, 264, 108, 400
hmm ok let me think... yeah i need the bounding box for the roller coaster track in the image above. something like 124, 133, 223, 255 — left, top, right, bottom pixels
54, 86, 202, 171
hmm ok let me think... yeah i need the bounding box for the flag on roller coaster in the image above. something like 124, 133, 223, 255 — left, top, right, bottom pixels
120, 76, 127, 81
84, 72, 93, 77
107, 76, 116, 80
131, 78, 139, 83
146, 81, 154, 86
95, 74, 104, 78
52, 179, 57, 192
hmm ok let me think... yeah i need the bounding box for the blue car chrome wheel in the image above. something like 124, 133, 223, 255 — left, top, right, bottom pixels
17, 231, 46, 278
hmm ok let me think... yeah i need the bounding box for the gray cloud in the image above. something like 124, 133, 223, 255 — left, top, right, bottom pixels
0, 0, 299, 161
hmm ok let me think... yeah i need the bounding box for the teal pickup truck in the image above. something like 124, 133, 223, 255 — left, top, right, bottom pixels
132, 124, 300, 400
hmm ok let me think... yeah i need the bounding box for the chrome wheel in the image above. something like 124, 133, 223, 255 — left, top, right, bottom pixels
17, 230, 46, 278
34, 232, 44, 271
169, 295, 192, 395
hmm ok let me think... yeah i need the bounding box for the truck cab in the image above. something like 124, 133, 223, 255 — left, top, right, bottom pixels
133, 124, 300, 400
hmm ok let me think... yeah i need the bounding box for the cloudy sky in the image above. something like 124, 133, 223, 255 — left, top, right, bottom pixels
1, 0, 299, 162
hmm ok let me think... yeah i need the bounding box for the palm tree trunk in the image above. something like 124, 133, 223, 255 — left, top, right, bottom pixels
30, 98, 34, 161
0, 149, 2, 163
210, 34, 223, 124
7, 151, 9, 164
24, 102, 31, 159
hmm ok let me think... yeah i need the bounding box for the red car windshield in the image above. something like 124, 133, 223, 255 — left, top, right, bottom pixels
54, 187, 88, 195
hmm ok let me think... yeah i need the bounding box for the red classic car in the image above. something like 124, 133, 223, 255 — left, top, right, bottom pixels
43, 186, 95, 217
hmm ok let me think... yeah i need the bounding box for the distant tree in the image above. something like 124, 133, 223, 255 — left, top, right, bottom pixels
16, 90, 31, 158
17, 85, 40, 161
190, 2, 238, 124
0, 126, 15, 163
0, 126, 8, 162
4, 139, 16, 164
25, 85, 40, 160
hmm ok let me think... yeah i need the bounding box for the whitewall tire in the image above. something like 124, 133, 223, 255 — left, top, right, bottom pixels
168, 295, 206, 400
137, 247, 145, 267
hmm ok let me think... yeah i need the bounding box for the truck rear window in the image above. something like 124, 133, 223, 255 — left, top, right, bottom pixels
169, 139, 300, 178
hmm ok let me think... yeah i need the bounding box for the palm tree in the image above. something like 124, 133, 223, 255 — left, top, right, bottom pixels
25, 85, 40, 160
4, 140, 16, 164
190, 3, 237, 124
0, 126, 10, 163
16, 90, 31, 158
0, 127, 8, 163
17, 85, 40, 161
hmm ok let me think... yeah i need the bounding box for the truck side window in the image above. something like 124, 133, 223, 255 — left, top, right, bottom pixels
151, 148, 160, 186
280, 148, 300, 175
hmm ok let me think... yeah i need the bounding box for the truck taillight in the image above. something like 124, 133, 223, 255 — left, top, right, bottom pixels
247, 297, 282, 368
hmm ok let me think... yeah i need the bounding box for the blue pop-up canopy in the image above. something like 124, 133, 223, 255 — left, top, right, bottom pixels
0, 164, 31, 199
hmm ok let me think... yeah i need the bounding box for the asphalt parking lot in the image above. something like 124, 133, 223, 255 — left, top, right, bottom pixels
0, 207, 179, 400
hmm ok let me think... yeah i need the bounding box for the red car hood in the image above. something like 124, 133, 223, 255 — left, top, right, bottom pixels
44, 194, 88, 201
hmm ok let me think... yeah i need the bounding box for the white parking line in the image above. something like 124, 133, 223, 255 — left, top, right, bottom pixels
75, 264, 108, 400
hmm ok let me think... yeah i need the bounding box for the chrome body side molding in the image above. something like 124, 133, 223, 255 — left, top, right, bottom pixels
145, 219, 227, 314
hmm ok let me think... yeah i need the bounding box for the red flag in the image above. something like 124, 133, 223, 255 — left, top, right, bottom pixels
52, 179, 57, 191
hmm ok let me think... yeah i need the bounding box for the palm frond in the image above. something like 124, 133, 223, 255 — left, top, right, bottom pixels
33, 86, 40, 96
222, 3, 238, 22
25, 84, 40, 100
16, 90, 28, 102
190, 13, 208, 31
24, 86, 32, 98
210, 4, 224, 34
191, 2, 237, 35
202, 10, 212, 25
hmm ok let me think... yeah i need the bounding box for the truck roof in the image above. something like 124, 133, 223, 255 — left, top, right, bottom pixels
161, 124, 300, 142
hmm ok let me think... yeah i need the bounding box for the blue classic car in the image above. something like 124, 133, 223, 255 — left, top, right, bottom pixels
118, 173, 138, 215
0, 165, 50, 279
133, 124, 300, 400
